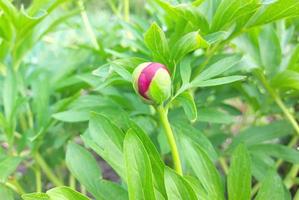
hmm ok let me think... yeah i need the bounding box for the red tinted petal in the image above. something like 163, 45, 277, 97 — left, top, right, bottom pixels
138, 62, 169, 99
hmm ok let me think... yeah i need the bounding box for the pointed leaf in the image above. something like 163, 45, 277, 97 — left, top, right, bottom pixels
192, 55, 242, 82
144, 22, 169, 64
175, 91, 197, 121
180, 135, 224, 200
164, 167, 197, 200
171, 32, 208, 62
124, 129, 156, 200
88, 113, 125, 178
66, 142, 102, 198
47, 187, 90, 200
191, 75, 246, 87
255, 172, 285, 200
227, 144, 251, 200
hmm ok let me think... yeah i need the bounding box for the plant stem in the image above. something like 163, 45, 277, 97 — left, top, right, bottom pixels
4, 182, 20, 194
81, 185, 87, 195
35, 165, 42, 192
35, 153, 63, 187
251, 72, 299, 196
257, 72, 299, 135
284, 164, 299, 189
275, 136, 298, 168
219, 157, 229, 175
5, 182, 23, 195
106, 0, 120, 17
78, 0, 100, 50
251, 182, 260, 198
157, 105, 183, 175
123, 0, 130, 22
6, 179, 25, 195
69, 175, 76, 190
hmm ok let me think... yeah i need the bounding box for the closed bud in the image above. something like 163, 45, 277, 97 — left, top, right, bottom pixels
132, 62, 171, 104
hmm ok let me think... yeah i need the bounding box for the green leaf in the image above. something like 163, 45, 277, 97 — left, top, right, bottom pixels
144, 22, 169, 64
22, 193, 50, 200
211, 0, 260, 31
110, 64, 132, 82
180, 135, 224, 200
129, 121, 167, 199
0, 185, 14, 200
250, 153, 275, 181
87, 113, 125, 179
192, 55, 242, 82
271, 70, 299, 90
31, 75, 50, 128
123, 129, 156, 200
65, 142, 129, 200
287, 44, 299, 71
0, 0, 18, 25
258, 25, 281, 76
174, 121, 218, 162
52, 110, 89, 122
22, 187, 90, 200
191, 75, 246, 87
197, 107, 235, 124
47, 187, 90, 200
228, 120, 293, 152
204, 31, 229, 44
0, 113, 6, 130
164, 167, 197, 200
248, 0, 299, 27
249, 144, 299, 164
255, 172, 285, 200
91, 179, 128, 200
66, 142, 102, 198
227, 144, 251, 200
0, 156, 22, 182
175, 91, 197, 121
174, 5, 209, 33
179, 57, 192, 85
154, 0, 209, 34
184, 176, 209, 200
3, 69, 17, 119
171, 32, 208, 63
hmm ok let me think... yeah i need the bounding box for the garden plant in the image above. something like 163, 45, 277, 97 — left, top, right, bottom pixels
0, 0, 299, 199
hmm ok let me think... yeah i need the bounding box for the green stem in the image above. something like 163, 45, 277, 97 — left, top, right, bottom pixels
35, 165, 42, 192
106, 0, 120, 17
123, 0, 130, 22
35, 153, 63, 187
78, 0, 100, 50
157, 105, 183, 175
252, 72, 299, 195
219, 157, 229, 175
6, 179, 25, 195
69, 175, 76, 190
4, 182, 20, 195
257, 72, 299, 135
284, 164, 299, 189
275, 136, 298, 168
81, 185, 87, 195
251, 182, 260, 198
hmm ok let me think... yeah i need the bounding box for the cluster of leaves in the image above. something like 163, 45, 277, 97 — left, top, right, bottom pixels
0, 0, 299, 199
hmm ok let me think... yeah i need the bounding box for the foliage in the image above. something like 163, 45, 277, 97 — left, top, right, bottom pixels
0, 0, 298, 199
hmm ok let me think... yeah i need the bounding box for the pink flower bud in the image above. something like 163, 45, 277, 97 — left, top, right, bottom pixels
132, 62, 171, 104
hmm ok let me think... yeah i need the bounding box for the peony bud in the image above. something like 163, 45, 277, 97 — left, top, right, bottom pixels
132, 62, 171, 104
